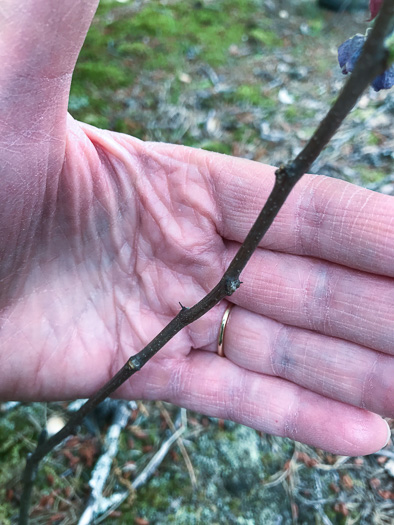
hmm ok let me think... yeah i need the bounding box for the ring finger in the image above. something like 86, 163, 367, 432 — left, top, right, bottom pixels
214, 305, 394, 418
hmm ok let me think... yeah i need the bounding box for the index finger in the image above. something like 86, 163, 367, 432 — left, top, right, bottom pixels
148, 143, 394, 278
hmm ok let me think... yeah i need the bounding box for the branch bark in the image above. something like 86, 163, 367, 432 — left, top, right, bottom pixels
19, 1, 394, 523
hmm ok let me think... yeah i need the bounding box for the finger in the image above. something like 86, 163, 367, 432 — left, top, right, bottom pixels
0, 1, 98, 229
0, 1, 99, 278
214, 305, 394, 418
223, 242, 394, 355
0, 1, 98, 129
164, 351, 390, 456
143, 143, 394, 278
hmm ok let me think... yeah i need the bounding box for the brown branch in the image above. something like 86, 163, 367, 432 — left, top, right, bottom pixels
19, 1, 394, 523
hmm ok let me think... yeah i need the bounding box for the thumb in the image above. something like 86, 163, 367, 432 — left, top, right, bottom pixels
0, 1, 98, 268
0, 0, 99, 133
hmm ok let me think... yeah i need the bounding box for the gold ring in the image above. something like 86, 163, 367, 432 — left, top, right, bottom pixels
217, 304, 233, 357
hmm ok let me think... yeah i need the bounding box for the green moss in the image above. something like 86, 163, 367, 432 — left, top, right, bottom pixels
366, 131, 381, 146
117, 42, 152, 58
284, 105, 299, 122
0, 506, 11, 525
201, 141, 232, 155
98, 1, 248, 69
75, 62, 131, 88
76, 24, 109, 62
324, 504, 347, 525
249, 28, 282, 48
82, 113, 110, 129
129, 6, 178, 38
0, 406, 45, 521
233, 85, 277, 110
68, 0, 293, 133
232, 125, 257, 143
308, 18, 324, 36
357, 165, 386, 184
236, 84, 260, 105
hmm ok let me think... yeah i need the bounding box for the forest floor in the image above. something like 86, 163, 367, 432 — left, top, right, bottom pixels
1, 0, 394, 524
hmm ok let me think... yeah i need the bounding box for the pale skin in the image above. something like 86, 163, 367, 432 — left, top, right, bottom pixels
0, 0, 393, 456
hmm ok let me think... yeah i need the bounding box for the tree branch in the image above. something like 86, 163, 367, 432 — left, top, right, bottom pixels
19, 1, 394, 523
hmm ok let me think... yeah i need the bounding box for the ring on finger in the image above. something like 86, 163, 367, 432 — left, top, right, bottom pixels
217, 304, 234, 357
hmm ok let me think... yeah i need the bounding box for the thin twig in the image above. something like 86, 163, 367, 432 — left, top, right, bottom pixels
77, 402, 131, 525
94, 425, 187, 524
262, 445, 297, 489
18, 1, 394, 522
157, 403, 197, 487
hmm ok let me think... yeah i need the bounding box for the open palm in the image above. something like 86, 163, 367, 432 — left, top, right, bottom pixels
1, 0, 392, 455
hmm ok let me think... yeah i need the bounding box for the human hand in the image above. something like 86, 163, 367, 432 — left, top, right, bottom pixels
0, 0, 392, 455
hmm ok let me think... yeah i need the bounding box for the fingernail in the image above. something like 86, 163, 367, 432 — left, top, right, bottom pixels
383, 419, 391, 448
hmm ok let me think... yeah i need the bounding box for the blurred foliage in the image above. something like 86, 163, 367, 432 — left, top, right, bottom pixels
70, 0, 323, 135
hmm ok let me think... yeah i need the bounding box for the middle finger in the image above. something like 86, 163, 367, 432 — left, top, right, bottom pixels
223, 242, 394, 355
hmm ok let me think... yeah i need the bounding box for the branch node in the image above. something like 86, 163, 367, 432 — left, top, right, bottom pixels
127, 356, 142, 371
224, 276, 241, 296
275, 162, 299, 184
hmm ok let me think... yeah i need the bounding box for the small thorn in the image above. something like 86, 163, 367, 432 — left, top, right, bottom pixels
179, 302, 188, 311
224, 276, 241, 296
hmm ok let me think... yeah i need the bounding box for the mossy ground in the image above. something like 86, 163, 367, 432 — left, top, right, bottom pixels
2, 0, 394, 523
3, 402, 393, 524
69, 0, 393, 185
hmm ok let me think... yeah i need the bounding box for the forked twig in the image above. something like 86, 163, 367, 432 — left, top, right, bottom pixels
157, 403, 197, 487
